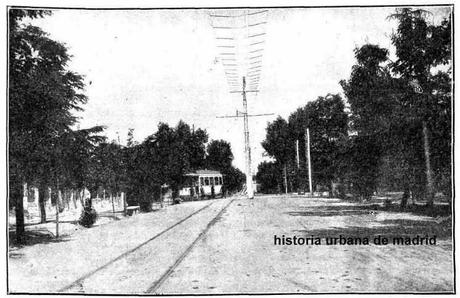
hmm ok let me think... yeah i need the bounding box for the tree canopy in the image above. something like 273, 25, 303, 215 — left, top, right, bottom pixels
257, 8, 451, 202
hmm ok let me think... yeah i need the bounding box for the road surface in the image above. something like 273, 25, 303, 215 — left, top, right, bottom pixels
8, 195, 453, 294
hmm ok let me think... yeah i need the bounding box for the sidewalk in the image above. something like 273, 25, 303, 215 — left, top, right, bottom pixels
9, 199, 126, 243
8, 199, 214, 293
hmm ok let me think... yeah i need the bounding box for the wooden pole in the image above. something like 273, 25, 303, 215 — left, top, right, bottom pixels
306, 128, 313, 195
55, 188, 60, 238
296, 139, 300, 169
242, 77, 254, 199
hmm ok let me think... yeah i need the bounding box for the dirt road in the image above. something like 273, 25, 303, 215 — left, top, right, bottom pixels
157, 195, 453, 293
8, 195, 453, 294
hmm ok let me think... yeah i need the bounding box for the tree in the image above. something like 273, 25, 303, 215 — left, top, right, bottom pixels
9, 10, 89, 241
206, 140, 233, 171
222, 166, 245, 193
262, 117, 294, 192
388, 8, 452, 206
339, 44, 397, 199
288, 94, 348, 190
337, 9, 452, 204
122, 121, 209, 210
205, 140, 244, 193
262, 117, 293, 165
89, 139, 125, 204
188, 128, 208, 170
260, 95, 348, 194
256, 161, 283, 194
340, 45, 398, 135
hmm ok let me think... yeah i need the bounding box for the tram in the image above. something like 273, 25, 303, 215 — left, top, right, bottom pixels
179, 170, 224, 199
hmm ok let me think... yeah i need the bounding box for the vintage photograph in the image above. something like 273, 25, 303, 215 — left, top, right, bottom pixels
8, 5, 453, 294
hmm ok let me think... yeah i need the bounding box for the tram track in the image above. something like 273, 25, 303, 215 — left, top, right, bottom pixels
59, 197, 235, 294
59, 200, 216, 293
146, 198, 235, 294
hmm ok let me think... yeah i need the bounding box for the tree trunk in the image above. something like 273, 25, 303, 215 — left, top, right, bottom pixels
38, 184, 47, 223
78, 189, 84, 208
51, 188, 60, 238
400, 189, 409, 209
66, 190, 70, 210
12, 179, 25, 243
422, 121, 435, 207
123, 192, 127, 215
72, 190, 77, 209
283, 163, 288, 194
111, 193, 115, 214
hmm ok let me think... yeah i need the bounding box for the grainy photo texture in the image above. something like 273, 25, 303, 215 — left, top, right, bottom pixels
8, 5, 453, 294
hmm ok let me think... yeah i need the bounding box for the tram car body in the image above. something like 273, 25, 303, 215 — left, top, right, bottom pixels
179, 170, 223, 198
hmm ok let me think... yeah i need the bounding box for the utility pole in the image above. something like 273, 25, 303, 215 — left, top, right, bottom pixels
305, 128, 313, 195
210, 10, 269, 198
55, 181, 60, 238
241, 77, 253, 198
296, 139, 301, 194
296, 140, 300, 169
218, 77, 273, 199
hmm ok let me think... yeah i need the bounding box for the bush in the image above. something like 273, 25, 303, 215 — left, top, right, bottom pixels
139, 201, 152, 212
78, 207, 98, 228
384, 198, 393, 208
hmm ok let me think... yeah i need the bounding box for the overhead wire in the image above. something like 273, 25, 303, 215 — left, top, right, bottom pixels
209, 9, 268, 93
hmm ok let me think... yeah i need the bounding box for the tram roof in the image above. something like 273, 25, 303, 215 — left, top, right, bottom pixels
185, 169, 222, 176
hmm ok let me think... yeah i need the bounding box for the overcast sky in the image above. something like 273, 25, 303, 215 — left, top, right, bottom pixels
27, 6, 451, 173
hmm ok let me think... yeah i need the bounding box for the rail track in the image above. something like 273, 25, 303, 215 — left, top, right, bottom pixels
59, 197, 236, 294
146, 198, 235, 294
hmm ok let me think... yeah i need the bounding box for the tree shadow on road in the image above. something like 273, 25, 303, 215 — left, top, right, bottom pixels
287, 202, 451, 218
291, 217, 452, 241
8, 229, 72, 249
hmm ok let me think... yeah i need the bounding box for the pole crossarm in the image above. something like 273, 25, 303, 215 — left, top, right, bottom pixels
230, 90, 258, 93
216, 112, 274, 118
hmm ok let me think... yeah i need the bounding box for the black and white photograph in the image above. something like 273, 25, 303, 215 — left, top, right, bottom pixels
7, 3, 454, 294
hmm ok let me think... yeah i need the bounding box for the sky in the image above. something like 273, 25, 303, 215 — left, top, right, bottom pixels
26, 6, 451, 173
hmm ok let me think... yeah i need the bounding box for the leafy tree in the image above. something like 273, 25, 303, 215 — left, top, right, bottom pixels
89, 140, 125, 203
339, 135, 382, 200
388, 8, 452, 205
262, 117, 293, 165
261, 117, 294, 191
126, 128, 138, 148
339, 44, 396, 199
256, 161, 283, 194
337, 9, 452, 204
206, 140, 233, 171
340, 45, 398, 135
123, 133, 163, 210
288, 94, 348, 190
205, 140, 244, 193
188, 128, 208, 170
9, 10, 89, 241
123, 121, 209, 209
222, 166, 245, 193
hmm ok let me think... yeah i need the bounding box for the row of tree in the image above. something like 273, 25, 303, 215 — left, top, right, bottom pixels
111, 124, 244, 210
9, 10, 244, 243
257, 8, 452, 206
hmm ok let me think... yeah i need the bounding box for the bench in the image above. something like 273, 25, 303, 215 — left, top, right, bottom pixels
126, 206, 140, 216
